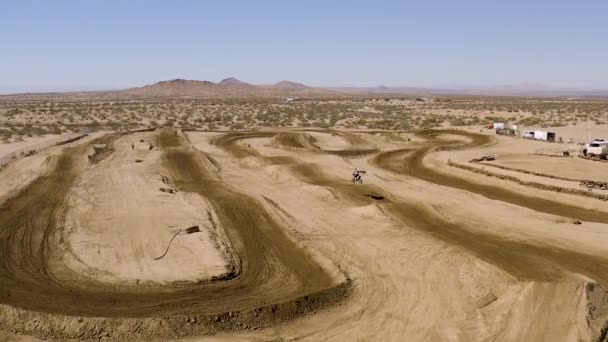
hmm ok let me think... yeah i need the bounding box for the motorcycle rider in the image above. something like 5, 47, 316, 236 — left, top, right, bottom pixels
352, 168, 362, 183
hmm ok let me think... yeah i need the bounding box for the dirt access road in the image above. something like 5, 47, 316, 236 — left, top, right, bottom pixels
2, 127, 608, 340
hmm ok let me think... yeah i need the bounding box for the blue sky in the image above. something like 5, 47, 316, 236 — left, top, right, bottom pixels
1, 1, 607, 93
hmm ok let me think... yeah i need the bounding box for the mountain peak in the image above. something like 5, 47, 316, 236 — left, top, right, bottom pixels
155, 79, 215, 86
219, 77, 251, 86
274, 80, 309, 89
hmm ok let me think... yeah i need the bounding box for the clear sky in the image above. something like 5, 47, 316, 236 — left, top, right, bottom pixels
1, 0, 607, 93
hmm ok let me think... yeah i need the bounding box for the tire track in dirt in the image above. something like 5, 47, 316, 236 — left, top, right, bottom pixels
0, 135, 121, 314
370, 130, 608, 285
0, 129, 349, 340
382, 203, 608, 283
213, 130, 388, 206
373, 129, 608, 223
161, 149, 346, 311
212, 130, 378, 159
216, 129, 608, 284
213, 129, 608, 339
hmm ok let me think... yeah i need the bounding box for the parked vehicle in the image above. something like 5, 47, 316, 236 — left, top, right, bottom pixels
583, 139, 608, 158
533, 131, 556, 142
521, 130, 556, 141
487, 122, 505, 129
496, 128, 516, 136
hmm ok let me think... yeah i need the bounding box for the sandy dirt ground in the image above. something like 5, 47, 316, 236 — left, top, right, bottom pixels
0, 134, 63, 156
520, 123, 608, 144
0, 133, 106, 204
3, 127, 608, 341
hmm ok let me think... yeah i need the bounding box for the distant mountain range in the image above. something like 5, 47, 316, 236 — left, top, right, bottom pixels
327, 83, 608, 97
2, 79, 607, 98
115, 78, 331, 98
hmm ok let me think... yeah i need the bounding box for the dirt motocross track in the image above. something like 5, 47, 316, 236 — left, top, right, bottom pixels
0, 129, 348, 340
3, 127, 608, 340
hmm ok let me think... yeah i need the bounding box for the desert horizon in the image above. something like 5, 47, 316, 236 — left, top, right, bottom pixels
4, 77, 608, 98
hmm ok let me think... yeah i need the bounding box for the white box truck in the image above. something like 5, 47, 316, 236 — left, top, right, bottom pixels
533, 131, 556, 142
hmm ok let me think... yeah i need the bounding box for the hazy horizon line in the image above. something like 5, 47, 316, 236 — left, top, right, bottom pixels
2, 79, 608, 96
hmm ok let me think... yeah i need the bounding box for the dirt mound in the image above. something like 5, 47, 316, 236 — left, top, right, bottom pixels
212, 131, 276, 158
215, 130, 378, 160
154, 127, 190, 150
0, 281, 352, 341
37, 154, 61, 176
349, 204, 385, 219
268, 132, 319, 150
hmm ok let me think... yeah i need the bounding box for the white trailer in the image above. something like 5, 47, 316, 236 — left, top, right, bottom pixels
534, 131, 548, 140
532, 130, 556, 142
493, 122, 505, 129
